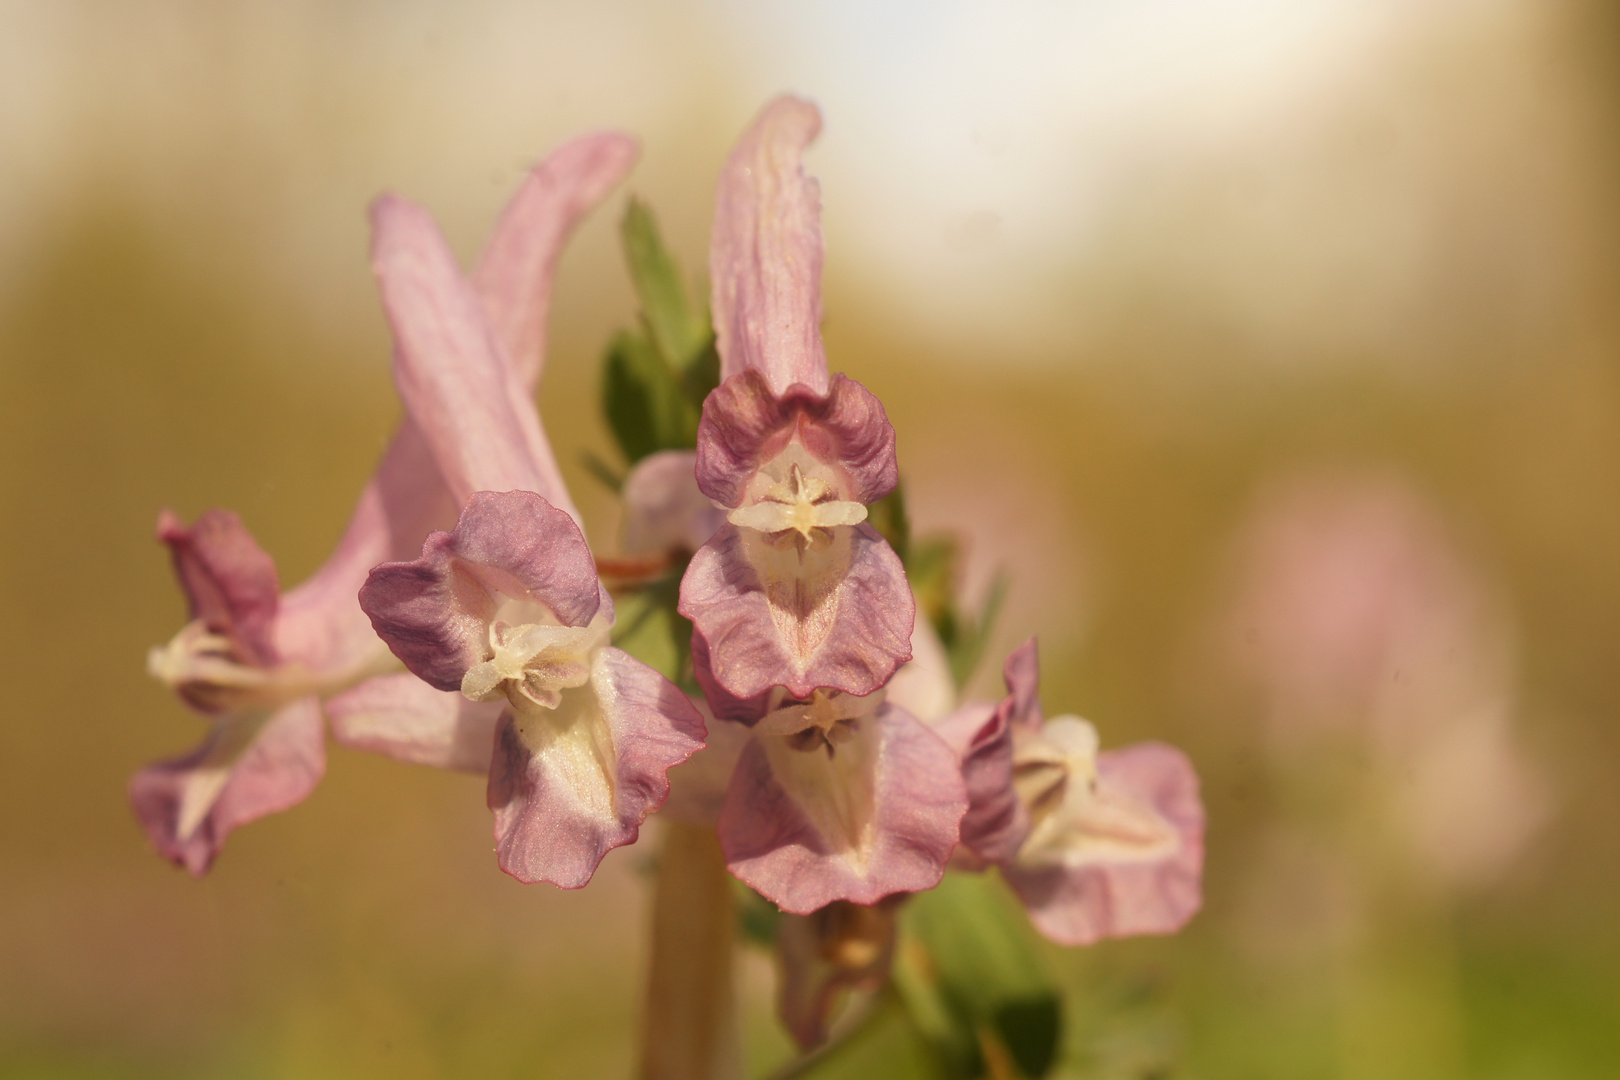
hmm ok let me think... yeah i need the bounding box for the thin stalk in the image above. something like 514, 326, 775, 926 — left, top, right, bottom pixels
638, 821, 741, 1080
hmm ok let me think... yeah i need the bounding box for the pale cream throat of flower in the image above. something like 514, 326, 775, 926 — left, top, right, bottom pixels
460, 601, 612, 716
728, 461, 867, 540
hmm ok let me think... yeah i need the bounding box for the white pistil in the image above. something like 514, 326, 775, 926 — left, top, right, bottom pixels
728, 463, 866, 541
461, 616, 607, 715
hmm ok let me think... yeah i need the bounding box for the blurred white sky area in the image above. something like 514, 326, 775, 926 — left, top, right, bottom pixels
0, 0, 1592, 366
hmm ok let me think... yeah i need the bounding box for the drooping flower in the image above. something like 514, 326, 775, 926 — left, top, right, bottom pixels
678, 96, 914, 703
135, 134, 641, 874
354, 188, 704, 888
937, 641, 1204, 946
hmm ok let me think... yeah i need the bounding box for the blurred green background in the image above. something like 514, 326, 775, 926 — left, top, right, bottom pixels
2, 1, 1618, 1077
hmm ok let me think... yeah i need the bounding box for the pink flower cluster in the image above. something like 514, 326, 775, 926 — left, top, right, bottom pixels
136, 98, 1204, 948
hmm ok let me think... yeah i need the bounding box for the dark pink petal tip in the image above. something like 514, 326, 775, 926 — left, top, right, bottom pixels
933, 701, 1030, 866
488, 647, 706, 887
157, 509, 281, 667
1003, 742, 1205, 946
129, 697, 325, 876
694, 371, 898, 508
1001, 638, 1043, 731
711, 96, 828, 396
680, 522, 913, 702
718, 705, 967, 914
359, 490, 600, 691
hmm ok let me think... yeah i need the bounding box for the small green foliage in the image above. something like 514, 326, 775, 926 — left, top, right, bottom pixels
732, 879, 782, 948
867, 481, 911, 565
600, 199, 721, 465
899, 872, 1063, 1079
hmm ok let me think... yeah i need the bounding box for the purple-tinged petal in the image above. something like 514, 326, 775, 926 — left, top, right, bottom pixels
129, 696, 324, 876
370, 195, 564, 512
326, 672, 502, 773
1002, 742, 1204, 946
681, 522, 913, 701
694, 371, 897, 508
778, 899, 902, 1050
662, 702, 751, 825
157, 509, 280, 667
710, 96, 828, 396
360, 490, 600, 691
1001, 637, 1043, 732
475, 132, 639, 388
933, 699, 1031, 867
622, 450, 726, 558
690, 630, 775, 724
719, 704, 966, 914
488, 646, 706, 887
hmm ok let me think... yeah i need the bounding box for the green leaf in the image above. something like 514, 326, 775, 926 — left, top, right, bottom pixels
601, 329, 702, 463
867, 481, 911, 566
901, 873, 1062, 1079
947, 570, 1010, 691
610, 588, 681, 682
621, 198, 709, 368
732, 879, 781, 948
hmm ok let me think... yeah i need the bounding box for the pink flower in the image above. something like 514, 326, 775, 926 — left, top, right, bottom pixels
354, 180, 704, 889
678, 97, 914, 702
135, 134, 642, 874
937, 641, 1205, 946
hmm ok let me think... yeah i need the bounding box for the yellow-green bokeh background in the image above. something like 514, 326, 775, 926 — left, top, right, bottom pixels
3, 2, 1618, 1076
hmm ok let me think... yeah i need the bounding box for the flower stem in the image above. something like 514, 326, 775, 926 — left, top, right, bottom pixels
638, 821, 741, 1080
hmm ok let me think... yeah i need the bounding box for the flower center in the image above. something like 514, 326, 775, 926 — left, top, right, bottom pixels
728, 462, 866, 542
460, 608, 609, 715
147, 621, 302, 713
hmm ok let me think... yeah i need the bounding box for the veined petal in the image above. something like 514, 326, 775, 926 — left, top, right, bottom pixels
710, 96, 827, 396
157, 509, 280, 667
369, 195, 560, 510
718, 703, 966, 914
694, 371, 897, 508
623, 450, 726, 557
359, 490, 601, 692
932, 699, 1030, 868
129, 696, 324, 876
681, 522, 913, 701
326, 672, 503, 773
1002, 743, 1204, 946
487, 646, 706, 887
475, 132, 639, 388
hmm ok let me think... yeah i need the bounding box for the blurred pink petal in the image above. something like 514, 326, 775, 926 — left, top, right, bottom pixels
489, 647, 705, 887
157, 509, 280, 668
719, 701, 966, 914
325, 672, 502, 774
662, 702, 751, 825
710, 96, 827, 396
622, 450, 726, 558
885, 599, 955, 723
129, 697, 324, 876
777, 899, 902, 1050
1004, 740, 1204, 946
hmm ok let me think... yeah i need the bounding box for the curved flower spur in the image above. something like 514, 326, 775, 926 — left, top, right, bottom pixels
356, 186, 704, 889
670, 98, 967, 915
133, 134, 642, 875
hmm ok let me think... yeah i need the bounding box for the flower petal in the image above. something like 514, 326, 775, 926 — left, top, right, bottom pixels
359, 490, 601, 692
1001, 637, 1043, 732
932, 699, 1030, 868
777, 899, 901, 1050
694, 371, 897, 508
369, 195, 564, 512
129, 696, 324, 876
622, 450, 726, 557
886, 600, 956, 723
325, 671, 502, 773
718, 704, 966, 914
487, 646, 706, 887
1002, 742, 1204, 946
681, 522, 913, 700
710, 96, 828, 396
157, 509, 281, 667
475, 132, 639, 388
